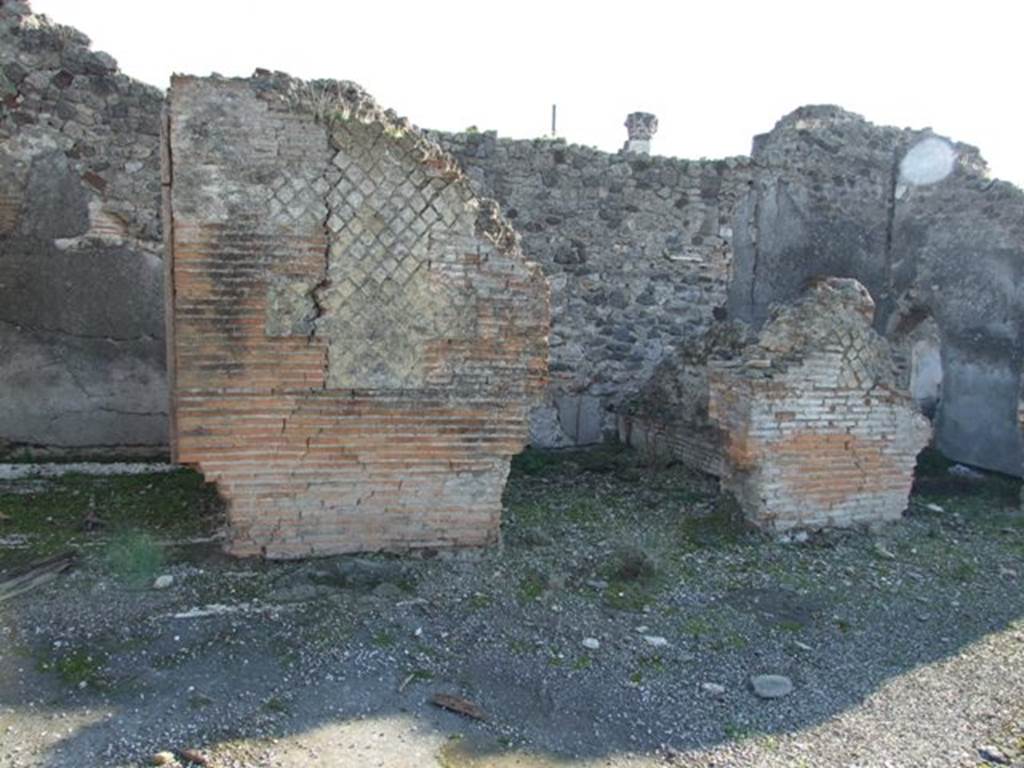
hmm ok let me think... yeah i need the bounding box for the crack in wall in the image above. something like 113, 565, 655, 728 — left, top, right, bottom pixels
306, 127, 339, 391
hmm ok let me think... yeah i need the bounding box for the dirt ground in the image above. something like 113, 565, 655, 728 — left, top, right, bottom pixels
1, 447, 1022, 768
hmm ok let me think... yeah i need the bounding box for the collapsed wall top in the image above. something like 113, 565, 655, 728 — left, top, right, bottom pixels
164, 72, 549, 558
709, 277, 932, 530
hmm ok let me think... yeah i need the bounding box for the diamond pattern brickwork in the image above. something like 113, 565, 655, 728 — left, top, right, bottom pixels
165, 74, 549, 558
315, 120, 475, 389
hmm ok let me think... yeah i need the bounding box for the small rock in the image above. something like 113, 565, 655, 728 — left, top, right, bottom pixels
978, 745, 1010, 765
582, 637, 600, 650
792, 640, 813, 652
642, 635, 669, 647
586, 579, 609, 590
750, 674, 793, 699
873, 542, 896, 560
701, 682, 726, 697
925, 502, 945, 513
150, 753, 175, 766
949, 464, 985, 481
999, 566, 1017, 578
793, 531, 809, 543
153, 575, 174, 590
178, 748, 209, 766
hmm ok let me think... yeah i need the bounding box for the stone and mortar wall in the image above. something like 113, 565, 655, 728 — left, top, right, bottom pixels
165, 74, 548, 558
3, 0, 1021, 481
707, 278, 932, 530
442, 109, 1023, 476
434, 131, 754, 447
728, 106, 1024, 476
0, 1, 166, 457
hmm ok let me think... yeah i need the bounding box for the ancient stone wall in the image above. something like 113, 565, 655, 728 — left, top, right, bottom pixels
3, 0, 1020, 482
165, 74, 548, 557
728, 106, 1024, 475
434, 131, 754, 447
0, 1, 166, 457
443, 109, 1023, 476
707, 278, 932, 530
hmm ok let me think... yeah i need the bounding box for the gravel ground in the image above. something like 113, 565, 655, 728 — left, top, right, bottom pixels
0, 449, 1022, 768
0, 464, 178, 481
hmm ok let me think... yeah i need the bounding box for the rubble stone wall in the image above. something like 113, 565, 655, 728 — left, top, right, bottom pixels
729, 106, 1024, 475
3, 3, 1021, 482
435, 131, 754, 447
165, 74, 548, 557
0, 1, 166, 457
708, 278, 932, 530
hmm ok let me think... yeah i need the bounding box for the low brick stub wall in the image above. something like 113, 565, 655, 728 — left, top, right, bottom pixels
165, 74, 548, 558
707, 279, 932, 530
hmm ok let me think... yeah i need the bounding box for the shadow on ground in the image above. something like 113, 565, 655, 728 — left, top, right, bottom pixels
0, 446, 1022, 767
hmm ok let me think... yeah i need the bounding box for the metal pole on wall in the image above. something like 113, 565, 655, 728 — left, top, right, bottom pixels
551, 104, 557, 137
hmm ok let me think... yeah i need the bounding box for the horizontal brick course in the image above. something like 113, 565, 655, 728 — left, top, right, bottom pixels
164, 74, 548, 558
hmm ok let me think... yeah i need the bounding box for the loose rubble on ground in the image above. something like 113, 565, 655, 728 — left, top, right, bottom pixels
1, 447, 1022, 767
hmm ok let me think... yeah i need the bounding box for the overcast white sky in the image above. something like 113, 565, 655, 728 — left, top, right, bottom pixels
28, 0, 1024, 186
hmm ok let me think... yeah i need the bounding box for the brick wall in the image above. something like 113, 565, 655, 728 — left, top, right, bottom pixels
707, 278, 931, 530
617, 321, 754, 475
164, 74, 548, 558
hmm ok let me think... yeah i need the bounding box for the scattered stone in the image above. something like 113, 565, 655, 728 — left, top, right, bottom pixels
873, 542, 896, 560
793, 640, 813, 652
582, 637, 600, 650
178, 748, 209, 766
643, 635, 669, 647
949, 464, 985, 481
586, 579, 609, 590
150, 752, 175, 766
750, 674, 793, 699
701, 682, 726, 697
925, 503, 945, 513
978, 745, 1010, 765
793, 531, 809, 543
153, 575, 174, 590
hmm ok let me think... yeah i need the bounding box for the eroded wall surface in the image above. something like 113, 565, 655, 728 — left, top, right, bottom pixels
3, 1, 1020, 479
438, 121, 1024, 477
709, 278, 932, 530
728, 106, 1024, 475
436, 132, 754, 446
0, 2, 166, 457
166, 74, 548, 557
